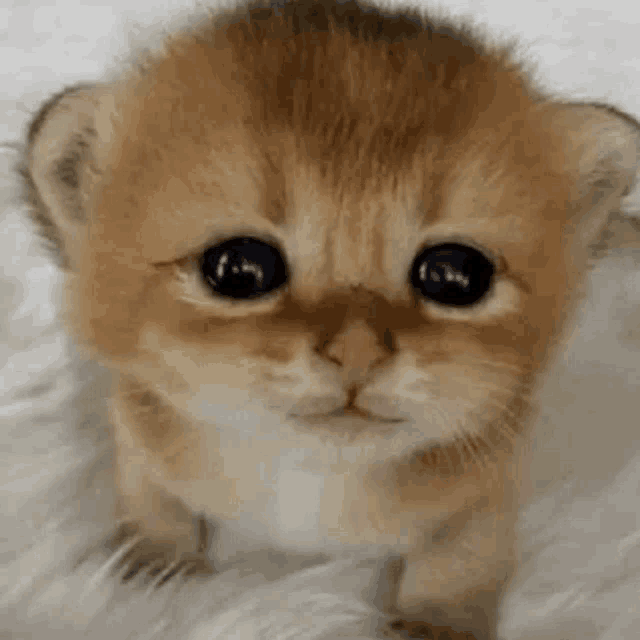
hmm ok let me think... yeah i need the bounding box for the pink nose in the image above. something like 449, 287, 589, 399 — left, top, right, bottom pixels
323, 318, 391, 389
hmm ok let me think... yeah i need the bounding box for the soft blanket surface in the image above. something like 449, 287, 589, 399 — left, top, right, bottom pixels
2, 2, 640, 639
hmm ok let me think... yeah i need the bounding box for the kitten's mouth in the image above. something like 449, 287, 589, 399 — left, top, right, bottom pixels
331, 406, 406, 423
290, 406, 406, 425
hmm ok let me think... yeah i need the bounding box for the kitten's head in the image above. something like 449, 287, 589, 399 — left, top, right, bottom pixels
22, 0, 640, 479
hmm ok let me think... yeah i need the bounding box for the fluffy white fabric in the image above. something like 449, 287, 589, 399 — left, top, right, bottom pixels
2, 2, 640, 639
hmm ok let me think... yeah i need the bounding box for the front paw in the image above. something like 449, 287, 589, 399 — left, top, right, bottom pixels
386, 619, 479, 639
106, 519, 216, 586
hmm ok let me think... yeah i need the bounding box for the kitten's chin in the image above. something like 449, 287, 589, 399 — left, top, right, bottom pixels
286, 407, 409, 438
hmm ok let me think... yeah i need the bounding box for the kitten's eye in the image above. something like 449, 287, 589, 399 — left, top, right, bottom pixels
410, 243, 494, 306
201, 237, 288, 299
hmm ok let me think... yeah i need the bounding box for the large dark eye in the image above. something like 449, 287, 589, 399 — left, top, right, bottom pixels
201, 237, 288, 299
410, 243, 494, 306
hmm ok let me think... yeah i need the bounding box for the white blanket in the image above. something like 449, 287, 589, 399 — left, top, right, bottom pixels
2, 2, 640, 638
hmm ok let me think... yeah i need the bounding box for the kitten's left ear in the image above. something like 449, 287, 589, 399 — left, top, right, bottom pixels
549, 103, 640, 249
20, 84, 116, 270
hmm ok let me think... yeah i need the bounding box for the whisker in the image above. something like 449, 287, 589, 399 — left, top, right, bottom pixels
450, 437, 466, 470
469, 432, 491, 468
486, 396, 534, 421
443, 438, 460, 473
449, 420, 482, 468
458, 358, 529, 374
419, 403, 462, 475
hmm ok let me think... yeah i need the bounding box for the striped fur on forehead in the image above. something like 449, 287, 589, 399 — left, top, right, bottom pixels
120, 0, 536, 196
223, 0, 534, 176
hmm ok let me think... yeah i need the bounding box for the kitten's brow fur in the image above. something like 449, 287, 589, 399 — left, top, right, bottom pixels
20, 1, 640, 638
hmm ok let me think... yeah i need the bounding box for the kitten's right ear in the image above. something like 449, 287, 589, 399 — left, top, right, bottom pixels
21, 85, 116, 270
545, 102, 640, 254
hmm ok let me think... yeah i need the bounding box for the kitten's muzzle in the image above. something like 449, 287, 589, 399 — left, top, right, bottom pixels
283, 380, 410, 427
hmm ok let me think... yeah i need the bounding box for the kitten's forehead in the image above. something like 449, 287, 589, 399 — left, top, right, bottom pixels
136, 134, 426, 294
133, 123, 553, 272
97, 0, 560, 272
283, 156, 423, 299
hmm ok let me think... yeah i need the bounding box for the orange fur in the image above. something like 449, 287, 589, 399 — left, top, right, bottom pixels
21, 1, 640, 638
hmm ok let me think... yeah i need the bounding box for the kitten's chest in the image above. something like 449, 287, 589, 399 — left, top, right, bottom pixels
178, 437, 410, 556
166, 414, 469, 559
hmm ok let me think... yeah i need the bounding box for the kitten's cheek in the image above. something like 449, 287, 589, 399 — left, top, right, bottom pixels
182, 388, 254, 422
182, 385, 344, 422
359, 392, 452, 441
366, 365, 435, 407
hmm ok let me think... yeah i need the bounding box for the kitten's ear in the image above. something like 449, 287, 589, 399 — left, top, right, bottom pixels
550, 103, 640, 250
22, 85, 116, 270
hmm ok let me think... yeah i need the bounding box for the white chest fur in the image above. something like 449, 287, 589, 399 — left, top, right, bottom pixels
165, 405, 436, 558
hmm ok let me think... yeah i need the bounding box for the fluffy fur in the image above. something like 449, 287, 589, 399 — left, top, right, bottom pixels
20, 1, 640, 637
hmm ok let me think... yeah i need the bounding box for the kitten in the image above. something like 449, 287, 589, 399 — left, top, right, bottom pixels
20, 0, 640, 637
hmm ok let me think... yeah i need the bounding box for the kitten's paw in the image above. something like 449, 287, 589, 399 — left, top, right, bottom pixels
107, 519, 216, 586
385, 619, 479, 640
143, 549, 217, 588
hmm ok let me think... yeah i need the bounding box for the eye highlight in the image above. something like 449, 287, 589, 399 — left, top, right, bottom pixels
201, 237, 288, 300
410, 243, 494, 306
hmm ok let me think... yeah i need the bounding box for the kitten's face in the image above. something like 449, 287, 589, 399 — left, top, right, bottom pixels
101, 131, 565, 447
25, 2, 638, 541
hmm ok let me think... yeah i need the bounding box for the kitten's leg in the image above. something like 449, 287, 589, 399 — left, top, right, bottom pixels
108, 480, 215, 583
108, 376, 215, 583
394, 498, 518, 640
385, 618, 484, 639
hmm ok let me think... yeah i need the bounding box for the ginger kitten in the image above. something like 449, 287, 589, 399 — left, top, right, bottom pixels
21, 0, 640, 637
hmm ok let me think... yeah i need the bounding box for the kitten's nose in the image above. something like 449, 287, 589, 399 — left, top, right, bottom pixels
324, 319, 391, 387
